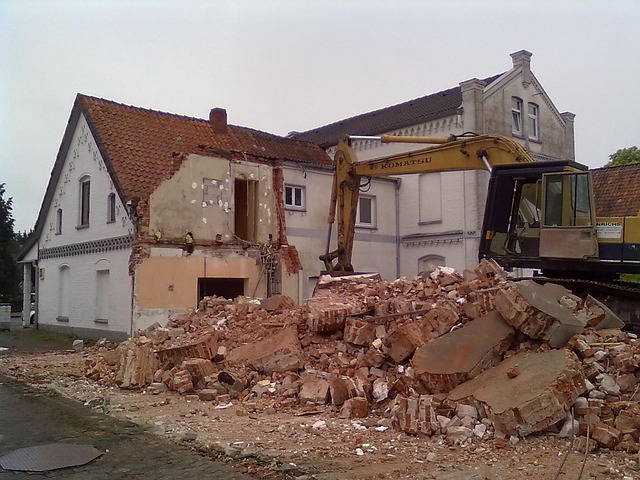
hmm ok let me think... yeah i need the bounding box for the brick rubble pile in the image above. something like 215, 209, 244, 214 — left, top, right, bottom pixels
84, 260, 639, 453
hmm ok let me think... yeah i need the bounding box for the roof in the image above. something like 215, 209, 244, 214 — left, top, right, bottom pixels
290, 74, 503, 148
18, 94, 331, 261
592, 163, 640, 217
78, 95, 331, 200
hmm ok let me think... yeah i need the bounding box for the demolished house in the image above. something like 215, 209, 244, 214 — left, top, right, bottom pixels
85, 259, 639, 455
17, 94, 332, 340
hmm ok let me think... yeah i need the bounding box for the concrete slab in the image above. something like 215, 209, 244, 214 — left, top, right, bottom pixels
448, 348, 586, 437
494, 280, 587, 347
226, 325, 304, 374
411, 311, 515, 393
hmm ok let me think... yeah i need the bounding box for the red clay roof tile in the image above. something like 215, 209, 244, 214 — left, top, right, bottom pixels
592, 163, 640, 217
77, 94, 331, 200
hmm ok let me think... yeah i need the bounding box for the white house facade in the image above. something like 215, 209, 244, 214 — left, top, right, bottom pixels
18, 95, 331, 340
282, 162, 399, 300
291, 50, 576, 277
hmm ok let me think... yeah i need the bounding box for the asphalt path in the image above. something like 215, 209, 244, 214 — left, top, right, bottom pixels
0, 322, 256, 479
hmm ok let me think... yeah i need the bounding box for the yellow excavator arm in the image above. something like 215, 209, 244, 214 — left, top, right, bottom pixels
321, 133, 535, 273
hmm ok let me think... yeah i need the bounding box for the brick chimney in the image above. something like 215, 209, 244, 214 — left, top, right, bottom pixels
209, 107, 228, 134
510, 50, 532, 86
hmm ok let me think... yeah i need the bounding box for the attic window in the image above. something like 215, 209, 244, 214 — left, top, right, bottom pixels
55, 209, 63, 235
78, 176, 90, 227
107, 193, 116, 223
511, 97, 523, 136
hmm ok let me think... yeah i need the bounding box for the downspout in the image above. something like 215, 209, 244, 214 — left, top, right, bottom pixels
395, 178, 401, 278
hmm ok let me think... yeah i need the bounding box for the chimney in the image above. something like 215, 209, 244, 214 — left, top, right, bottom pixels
510, 50, 532, 86
209, 107, 228, 134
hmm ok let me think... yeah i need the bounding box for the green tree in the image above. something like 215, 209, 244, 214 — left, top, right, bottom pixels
0, 183, 21, 308
605, 146, 640, 167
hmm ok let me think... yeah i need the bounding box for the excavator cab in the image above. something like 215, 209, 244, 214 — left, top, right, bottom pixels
480, 160, 599, 274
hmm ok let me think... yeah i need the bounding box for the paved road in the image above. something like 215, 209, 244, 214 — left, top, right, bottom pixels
0, 322, 257, 479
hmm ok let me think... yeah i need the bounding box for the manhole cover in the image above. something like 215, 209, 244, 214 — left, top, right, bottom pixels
0, 443, 102, 472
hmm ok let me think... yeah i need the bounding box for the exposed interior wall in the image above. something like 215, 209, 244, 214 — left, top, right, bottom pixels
148, 154, 278, 244
132, 248, 266, 330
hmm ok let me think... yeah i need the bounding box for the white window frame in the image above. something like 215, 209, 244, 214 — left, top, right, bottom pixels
284, 184, 306, 211
356, 195, 376, 228
527, 103, 539, 140
511, 97, 523, 136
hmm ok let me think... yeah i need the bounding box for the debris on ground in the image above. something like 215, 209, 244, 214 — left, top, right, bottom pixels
78, 259, 639, 459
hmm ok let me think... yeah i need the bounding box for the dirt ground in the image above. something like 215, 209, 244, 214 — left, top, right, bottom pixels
1, 327, 638, 480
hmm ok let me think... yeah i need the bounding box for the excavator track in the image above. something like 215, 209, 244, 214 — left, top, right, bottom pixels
520, 276, 640, 332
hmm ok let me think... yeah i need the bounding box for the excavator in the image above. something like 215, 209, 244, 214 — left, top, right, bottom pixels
320, 133, 640, 325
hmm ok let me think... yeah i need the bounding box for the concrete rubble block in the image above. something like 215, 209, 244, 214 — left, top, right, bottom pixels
172, 368, 194, 394
115, 340, 159, 389
582, 295, 625, 330
339, 397, 369, 419
362, 346, 386, 368
299, 376, 330, 405
307, 300, 359, 333
226, 325, 304, 374
382, 322, 430, 364
329, 376, 365, 406
591, 424, 621, 449
262, 294, 296, 312
391, 395, 437, 435
448, 349, 586, 437
155, 333, 218, 368
343, 318, 376, 346
197, 389, 218, 401
411, 311, 515, 393
421, 302, 460, 339
493, 280, 589, 348
182, 358, 216, 390
615, 405, 640, 434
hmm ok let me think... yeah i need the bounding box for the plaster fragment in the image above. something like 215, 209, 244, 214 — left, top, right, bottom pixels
192, 182, 197, 189
202, 218, 207, 224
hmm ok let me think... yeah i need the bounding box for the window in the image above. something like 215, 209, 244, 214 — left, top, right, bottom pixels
419, 255, 446, 275
543, 173, 592, 227
284, 185, 305, 210
79, 176, 90, 227
95, 269, 109, 323
419, 173, 442, 224
57, 265, 70, 321
234, 178, 258, 241
527, 103, 539, 140
511, 97, 523, 135
356, 195, 376, 228
107, 193, 116, 223
55, 209, 62, 234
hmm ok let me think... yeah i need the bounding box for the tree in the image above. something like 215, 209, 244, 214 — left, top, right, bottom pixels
605, 146, 640, 167
0, 183, 21, 308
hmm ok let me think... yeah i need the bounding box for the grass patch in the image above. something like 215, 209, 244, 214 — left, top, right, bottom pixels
621, 273, 640, 283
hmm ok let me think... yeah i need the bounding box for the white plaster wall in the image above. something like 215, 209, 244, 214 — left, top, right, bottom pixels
149, 154, 277, 243
36, 113, 134, 339
41, 114, 133, 247
37, 249, 132, 340
282, 165, 398, 300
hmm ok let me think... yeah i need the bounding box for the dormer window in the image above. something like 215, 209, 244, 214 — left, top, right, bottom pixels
511, 97, 523, 135
79, 176, 90, 227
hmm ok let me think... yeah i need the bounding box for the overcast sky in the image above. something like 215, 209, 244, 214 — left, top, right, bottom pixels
2, 0, 639, 233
